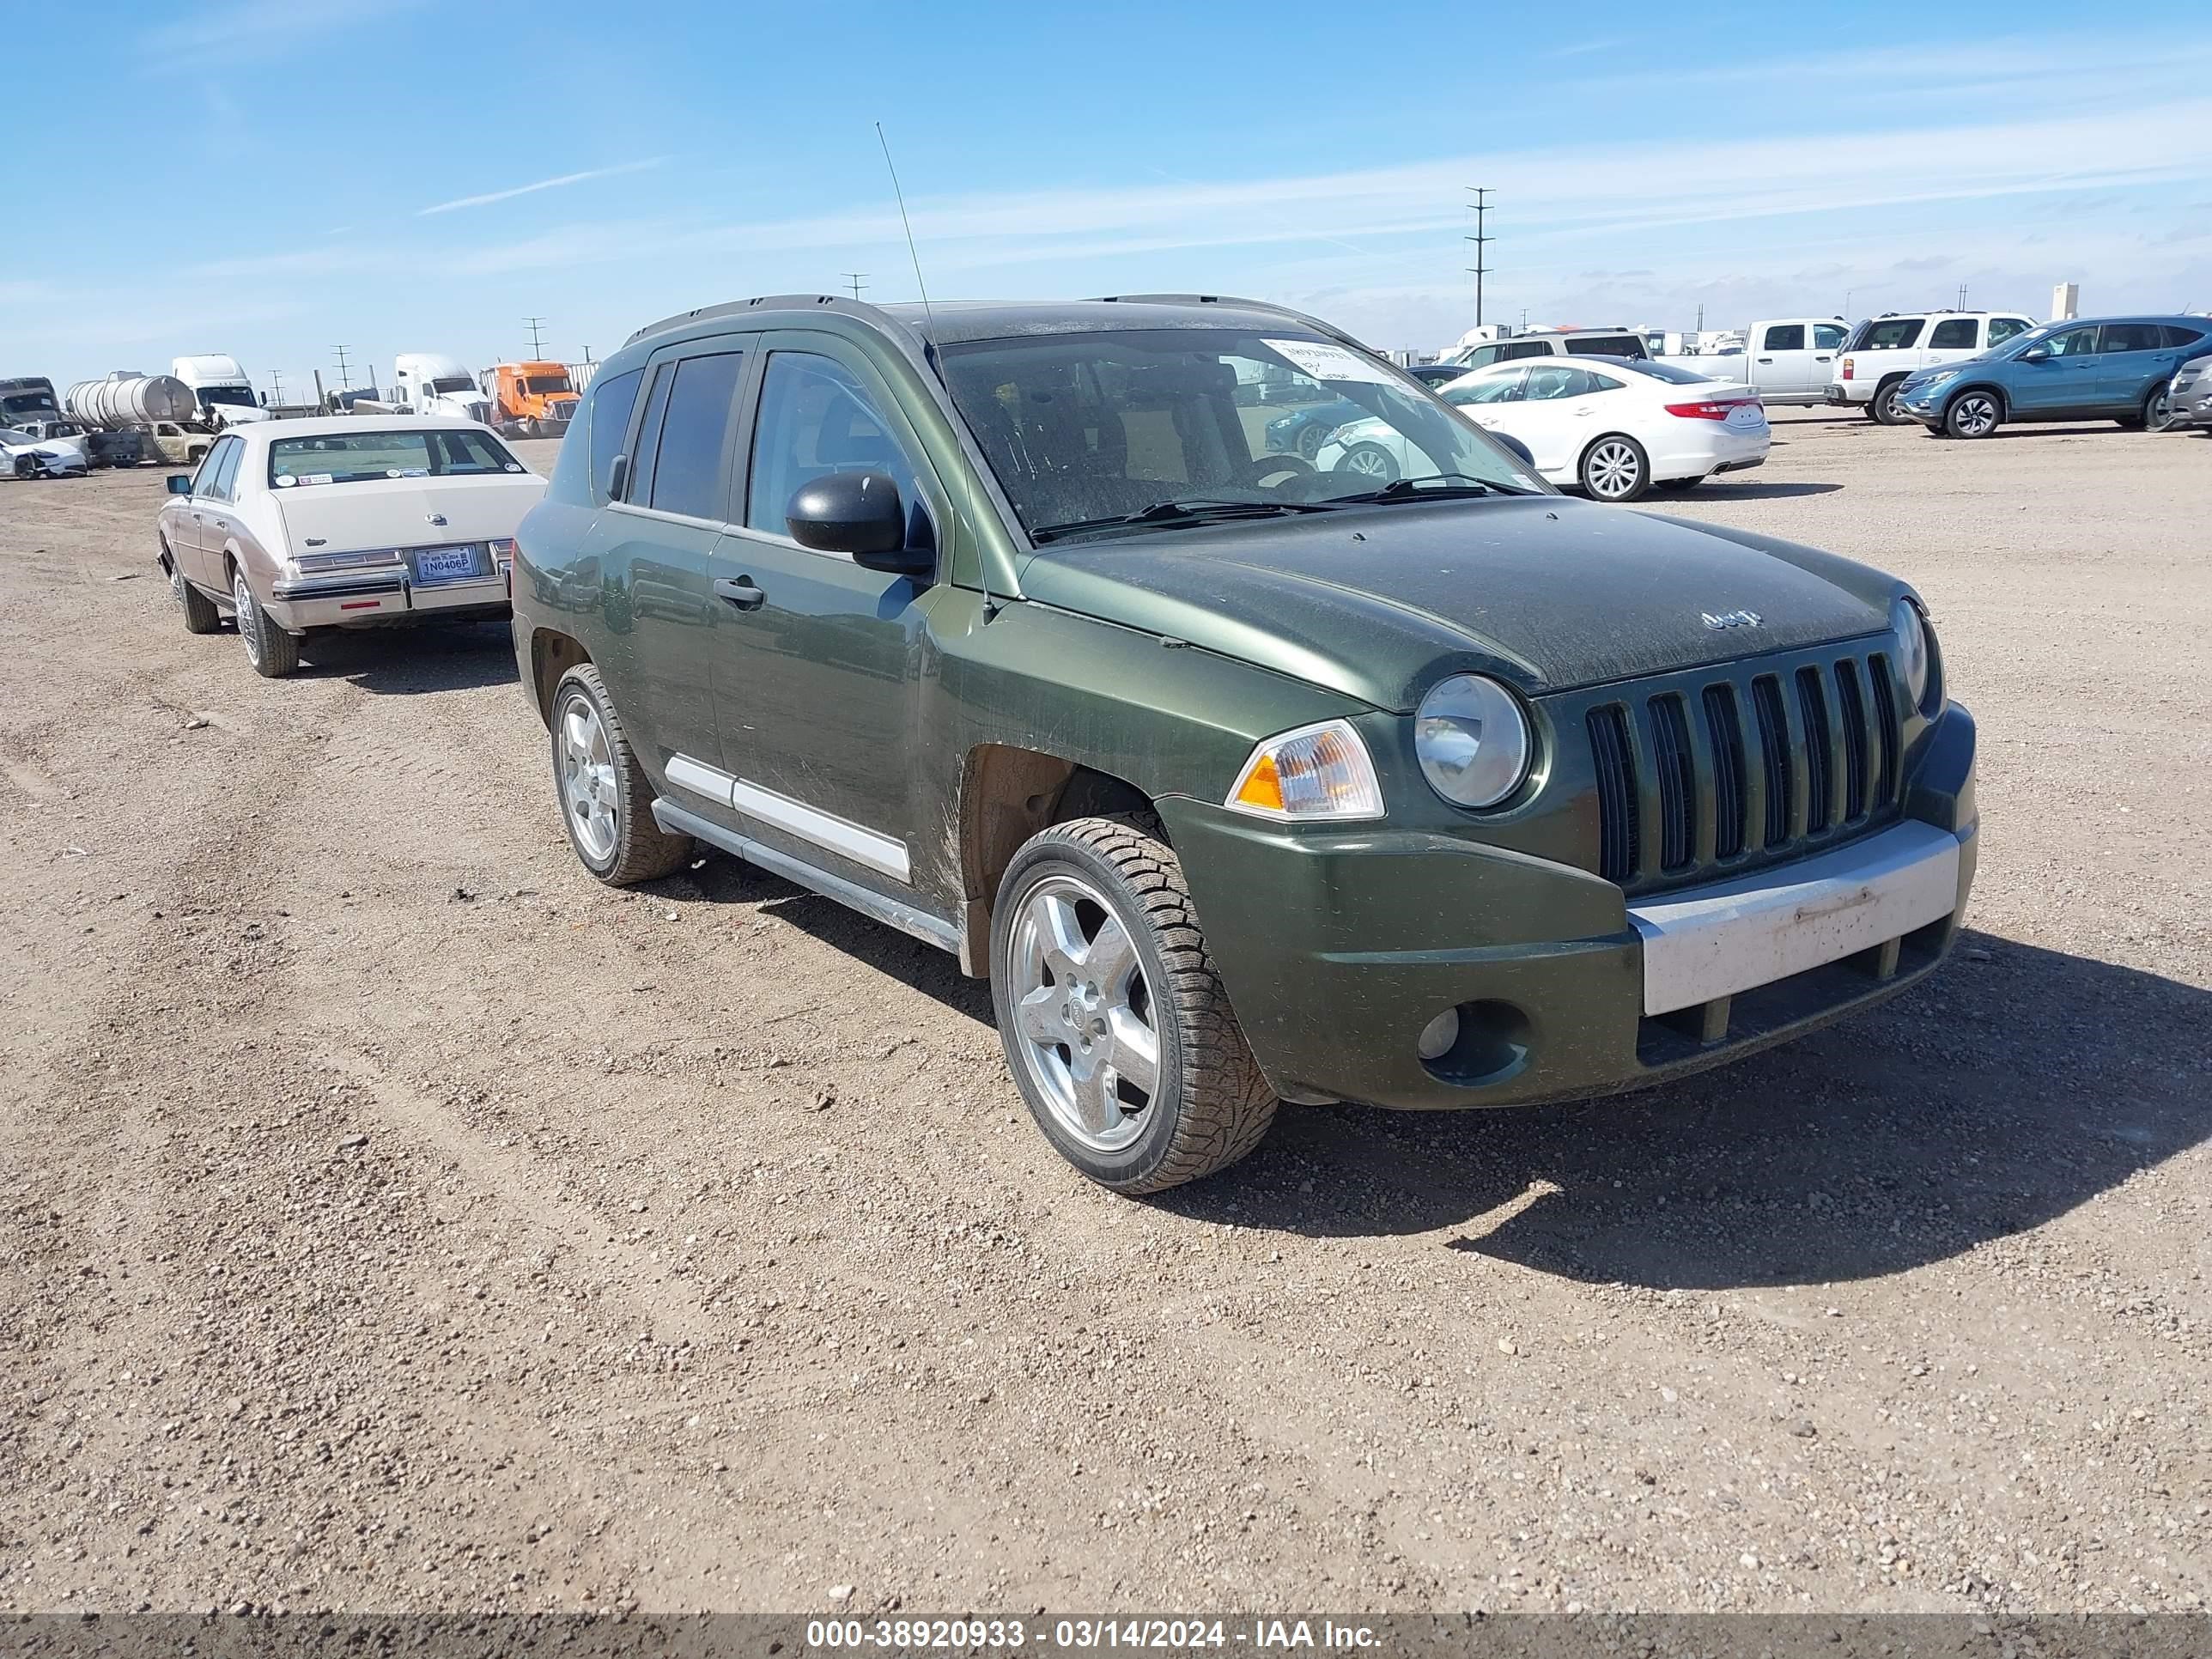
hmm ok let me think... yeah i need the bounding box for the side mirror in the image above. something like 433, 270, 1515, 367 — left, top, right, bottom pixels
606, 453, 629, 501
2020, 346, 2051, 364
166, 474, 192, 495
787, 471, 931, 574
1491, 432, 1536, 467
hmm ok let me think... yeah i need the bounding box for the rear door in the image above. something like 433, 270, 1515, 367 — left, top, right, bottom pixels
1509, 363, 1605, 472
2094, 321, 2177, 406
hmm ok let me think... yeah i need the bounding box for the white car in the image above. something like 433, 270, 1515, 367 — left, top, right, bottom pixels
1319, 358, 1769, 502
1826, 312, 2037, 423
155, 416, 545, 678
2, 425, 89, 479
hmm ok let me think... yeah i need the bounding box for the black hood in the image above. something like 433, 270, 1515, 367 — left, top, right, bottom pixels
1018, 495, 1899, 712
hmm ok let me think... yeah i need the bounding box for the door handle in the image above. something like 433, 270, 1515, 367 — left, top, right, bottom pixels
1815, 356, 1831, 362
1757, 356, 1774, 364
714, 576, 765, 611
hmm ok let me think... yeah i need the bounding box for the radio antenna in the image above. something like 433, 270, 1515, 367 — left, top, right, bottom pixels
877, 120, 994, 621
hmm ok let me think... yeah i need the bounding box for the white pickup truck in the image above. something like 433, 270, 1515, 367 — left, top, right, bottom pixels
1657, 318, 1850, 406
1823, 311, 2038, 423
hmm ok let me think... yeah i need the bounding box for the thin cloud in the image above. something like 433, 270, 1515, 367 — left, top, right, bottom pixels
418, 159, 668, 217
139, 0, 422, 68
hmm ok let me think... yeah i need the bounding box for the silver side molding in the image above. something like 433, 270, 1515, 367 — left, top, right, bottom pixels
650, 799, 957, 957
662, 753, 911, 884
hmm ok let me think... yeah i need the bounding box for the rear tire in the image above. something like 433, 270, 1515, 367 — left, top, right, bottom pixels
549, 665, 691, 885
2141, 383, 2176, 433
1943, 389, 2002, 439
233, 568, 299, 677
1870, 379, 1911, 425
991, 816, 1277, 1194
1579, 434, 1650, 501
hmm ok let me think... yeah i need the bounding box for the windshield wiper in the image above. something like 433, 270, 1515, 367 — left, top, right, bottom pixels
1323, 472, 1523, 505
1030, 496, 1337, 544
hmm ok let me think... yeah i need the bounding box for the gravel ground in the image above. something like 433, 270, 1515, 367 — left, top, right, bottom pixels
0, 411, 2206, 1617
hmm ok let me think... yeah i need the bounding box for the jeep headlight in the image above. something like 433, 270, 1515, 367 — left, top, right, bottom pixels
1226, 719, 1384, 821
1892, 596, 1938, 714
1415, 674, 1532, 810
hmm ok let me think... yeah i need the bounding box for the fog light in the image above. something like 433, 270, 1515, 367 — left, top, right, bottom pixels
1416, 1008, 1461, 1061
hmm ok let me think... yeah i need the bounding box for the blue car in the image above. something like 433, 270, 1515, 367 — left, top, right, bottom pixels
1896, 314, 2211, 438
1262, 394, 1370, 460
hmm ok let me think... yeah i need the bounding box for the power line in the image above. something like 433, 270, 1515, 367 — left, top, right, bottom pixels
841, 272, 868, 301
1463, 186, 1494, 328
524, 316, 549, 358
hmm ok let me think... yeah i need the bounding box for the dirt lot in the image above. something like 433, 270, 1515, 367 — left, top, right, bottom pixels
2, 412, 2207, 1618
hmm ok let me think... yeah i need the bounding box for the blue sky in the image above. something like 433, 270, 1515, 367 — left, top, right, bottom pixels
8, 0, 2212, 398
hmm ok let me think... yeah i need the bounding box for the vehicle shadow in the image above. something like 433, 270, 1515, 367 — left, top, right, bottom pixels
1688, 481, 1843, 500
298, 621, 521, 695
1161, 929, 2212, 1289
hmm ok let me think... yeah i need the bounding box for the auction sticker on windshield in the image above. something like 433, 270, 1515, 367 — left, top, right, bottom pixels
1264, 338, 1400, 386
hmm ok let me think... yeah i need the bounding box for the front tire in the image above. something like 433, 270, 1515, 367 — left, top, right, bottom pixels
991, 817, 1276, 1194
1943, 389, 2002, 439
549, 665, 691, 885
1579, 434, 1650, 501
1334, 441, 1399, 484
13, 456, 34, 481
1871, 379, 1911, 425
232, 568, 300, 677
168, 546, 220, 634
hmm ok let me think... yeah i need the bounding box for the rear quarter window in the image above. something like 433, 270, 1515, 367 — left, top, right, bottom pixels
1565, 335, 1646, 358
586, 368, 643, 503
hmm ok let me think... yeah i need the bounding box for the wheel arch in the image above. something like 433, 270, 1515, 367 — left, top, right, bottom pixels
1945, 381, 2009, 420
954, 744, 1158, 975
527, 627, 594, 727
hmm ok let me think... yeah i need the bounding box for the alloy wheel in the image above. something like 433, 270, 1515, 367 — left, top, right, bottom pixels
1340, 446, 1391, 478
233, 572, 262, 668
1006, 873, 1161, 1152
557, 695, 621, 865
2147, 387, 2172, 431
1951, 394, 1997, 437
1585, 439, 1643, 500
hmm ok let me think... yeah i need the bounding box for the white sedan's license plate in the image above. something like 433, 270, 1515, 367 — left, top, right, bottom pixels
412, 544, 483, 586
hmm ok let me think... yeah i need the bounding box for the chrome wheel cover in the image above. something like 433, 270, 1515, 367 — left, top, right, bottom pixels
1007, 873, 1161, 1152
557, 695, 621, 864
170, 562, 187, 606
1586, 439, 1641, 499
233, 572, 261, 667
1340, 446, 1390, 477
1954, 395, 1996, 436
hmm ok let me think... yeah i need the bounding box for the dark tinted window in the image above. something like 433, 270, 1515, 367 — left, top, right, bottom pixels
1989, 317, 2032, 345
586, 368, 642, 502
1564, 334, 1645, 357
623, 366, 674, 502
2160, 324, 2206, 349
1928, 319, 1976, 349
747, 352, 922, 538
1497, 340, 1552, 362
2099, 322, 2165, 354
1762, 324, 1806, 351
1860, 319, 1924, 349
646, 352, 744, 520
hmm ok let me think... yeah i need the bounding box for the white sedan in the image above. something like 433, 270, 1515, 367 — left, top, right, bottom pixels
1319, 358, 1770, 502
2, 425, 89, 480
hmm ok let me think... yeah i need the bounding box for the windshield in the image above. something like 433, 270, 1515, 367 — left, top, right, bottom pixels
200, 386, 257, 409
268, 428, 520, 486
939, 328, 1541, 542
524, 374, 573, 395
2, 392, 58, 417
428, 376, 477, 394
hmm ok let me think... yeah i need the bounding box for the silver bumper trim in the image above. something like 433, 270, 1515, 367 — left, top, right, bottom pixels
1631, 820, 1964, 1016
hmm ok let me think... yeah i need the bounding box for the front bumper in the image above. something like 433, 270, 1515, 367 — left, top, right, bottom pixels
1158, 702, 1978, 1111
264, 567, 510, 630
1897, 383, 1951, 419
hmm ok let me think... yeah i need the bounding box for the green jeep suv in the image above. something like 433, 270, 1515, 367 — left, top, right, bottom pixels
511, 293, 1978, 1194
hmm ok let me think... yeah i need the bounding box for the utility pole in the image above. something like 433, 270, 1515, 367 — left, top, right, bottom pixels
1696, 303, 1705, 332
331, 345, 354, 389
267, 369, 285, 408
524, 317, 549, 358
841, 272, 868, 301
1956, 283, 1968, 310
1463, 186, 1494, 328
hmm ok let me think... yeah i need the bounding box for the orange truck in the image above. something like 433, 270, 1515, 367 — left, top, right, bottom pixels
480, 362, 580, 440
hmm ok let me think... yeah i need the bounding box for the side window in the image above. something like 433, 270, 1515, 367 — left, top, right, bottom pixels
1812, 323, 1848, 350
1459, 345, 1498, 370
2161, 325, 2206, 349
1444, 369, 1524, 405
621, 363, 675, 504
746, 352, 926, 544
204, 438, 243, 501
586, 368, 642, 502
1498, 340, 1551, 362
2098, 323, 2163, 355
188, 438, 228, 496
645, 352, 744, 520
1988, 317, 2031, 346
2044, 326, 2100, 357
1928, 319, 1977, 349
1522, 366, 1579, 401
1762, 324, 1806, 351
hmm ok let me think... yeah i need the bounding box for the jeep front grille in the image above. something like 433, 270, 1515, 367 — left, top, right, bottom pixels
1583, 647, 1905, 892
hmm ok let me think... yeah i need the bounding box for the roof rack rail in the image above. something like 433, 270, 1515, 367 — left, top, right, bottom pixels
1091, 293, 1376, 355
623, 292, 911, 350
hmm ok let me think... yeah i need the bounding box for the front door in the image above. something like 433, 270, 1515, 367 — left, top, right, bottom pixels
1514, 362, 1608, 473
707, 334, 948, 892
2011, 324, 2102, 413
1753, 322, 1816, 394
189, 435, 244, 588
585, 343, 748, 792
